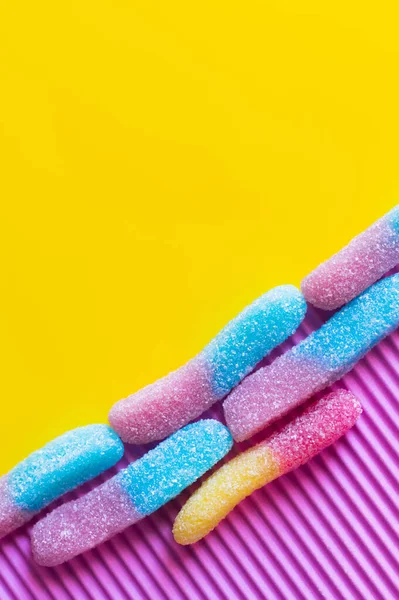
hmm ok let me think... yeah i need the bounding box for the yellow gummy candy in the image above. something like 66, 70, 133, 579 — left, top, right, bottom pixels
173, 444, 279, 544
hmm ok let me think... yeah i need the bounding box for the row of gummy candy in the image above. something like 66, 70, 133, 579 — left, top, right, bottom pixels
1, 205, 399, 566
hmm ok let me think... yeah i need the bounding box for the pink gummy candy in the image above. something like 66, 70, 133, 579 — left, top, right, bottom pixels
301, 205, 399, 310
109, 286, 306, 444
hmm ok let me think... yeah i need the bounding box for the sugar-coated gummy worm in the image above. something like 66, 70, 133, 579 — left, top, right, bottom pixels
301, 205, 399, 310
224, 274, 399, 442
31, 420, 233, 566
174, 390, 361, 544
0, 425, 124, 539
109, 285, 306, 444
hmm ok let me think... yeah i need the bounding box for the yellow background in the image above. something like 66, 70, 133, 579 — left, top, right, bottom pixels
1, 2, 398, 472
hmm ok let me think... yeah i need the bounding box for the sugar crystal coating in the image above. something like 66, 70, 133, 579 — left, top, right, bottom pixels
119, 420, 233, 514
173, 446, 279, 544
225, 274, 399, 441
32, 477, 141, 567
267, 389, 362, 473
109, 285, 306, 444
202, 285, 307, 395
109, 359, 214, 445
31, 420, 233, 565
9, 425, 124, 511
0, 425, 124, 539
0, 476, 33, 539
301, 205, 399, 310
174, 390, 361, 544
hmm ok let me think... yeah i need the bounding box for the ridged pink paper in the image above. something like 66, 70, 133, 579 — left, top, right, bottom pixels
1, 293, 399, 599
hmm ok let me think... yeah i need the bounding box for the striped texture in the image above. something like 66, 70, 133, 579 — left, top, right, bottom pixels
1, 293, 399, 599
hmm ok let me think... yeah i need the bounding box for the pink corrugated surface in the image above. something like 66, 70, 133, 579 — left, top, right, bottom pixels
1, 300, 399, 599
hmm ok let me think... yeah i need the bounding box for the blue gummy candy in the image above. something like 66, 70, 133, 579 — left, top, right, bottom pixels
296, 273, 399, 374
9, 424, 124, 511
203, 285, 306, 396
119, 420, 233, 515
